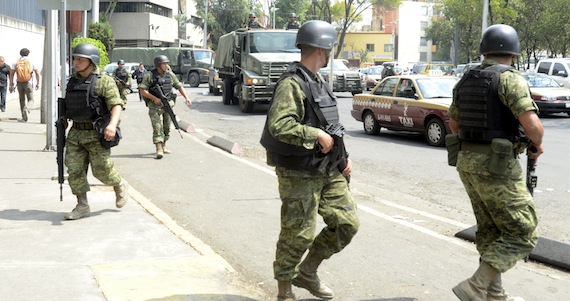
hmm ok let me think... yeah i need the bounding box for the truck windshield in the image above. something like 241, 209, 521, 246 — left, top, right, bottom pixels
194, 50, 213, 64
250, 32, 299, 53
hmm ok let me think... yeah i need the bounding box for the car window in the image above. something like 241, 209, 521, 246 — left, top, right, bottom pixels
374, 78, 397, 96
552, 63, 567, 76
416, 78, 457, 98
396, 79, 415, 98
524, 74, 561, 88
537, 62, 551, 74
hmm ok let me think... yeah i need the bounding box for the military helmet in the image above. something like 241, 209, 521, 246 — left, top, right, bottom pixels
154, 55, 170, 67
72, 43, 100, 65
479, 24, 521, 56
296, 20, 338, 50
118, 59, 125, 65
249, 13, 256, 18
289, 13, 297, 18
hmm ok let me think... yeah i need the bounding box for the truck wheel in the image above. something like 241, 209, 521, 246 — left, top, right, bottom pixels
222, 79, 233, 105
214, 87, 222, 96
188, 73, 200, 87
238, 97, 254, 113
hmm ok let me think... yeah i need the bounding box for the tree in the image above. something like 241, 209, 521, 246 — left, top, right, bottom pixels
272, 0, 310, 29
71, 37, 109, 69
333, 0, 401, 59
88, 17, 115, 55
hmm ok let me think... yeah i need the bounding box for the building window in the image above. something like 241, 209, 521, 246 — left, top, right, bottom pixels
420, 37, 427, 47
421, 6, 428, 16
420, 21, 428, 31
384, 44, 393, 52
366, 44, 375, 51
99, 2, 172, 18
420, 52, 427, 62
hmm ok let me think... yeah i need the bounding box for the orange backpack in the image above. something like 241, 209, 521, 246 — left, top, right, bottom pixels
15, 59, 32, 82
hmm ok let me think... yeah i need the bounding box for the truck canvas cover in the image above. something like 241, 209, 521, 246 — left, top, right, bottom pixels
214, 31, 236, 69
112, 48, 184, 65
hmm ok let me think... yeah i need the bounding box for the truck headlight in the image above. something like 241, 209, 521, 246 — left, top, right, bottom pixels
247, 78, 265, 85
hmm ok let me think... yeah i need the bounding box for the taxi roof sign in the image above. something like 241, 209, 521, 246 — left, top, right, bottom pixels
428, 70, 443, 76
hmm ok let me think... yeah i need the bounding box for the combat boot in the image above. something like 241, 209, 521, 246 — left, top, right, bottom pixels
155, 143, 164, 159
114, 179, 129, 208
277, 281, 297, 301
487, 274, 525, 301
453, 261, 499, 301
292, 251, 334, 299
163, 142, 171, 154
64, 193, 90, 220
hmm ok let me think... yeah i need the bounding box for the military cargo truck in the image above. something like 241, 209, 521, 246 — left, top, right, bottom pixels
319, 59, 365, 95
214, 28, 300, 113
111, 47, 213, 87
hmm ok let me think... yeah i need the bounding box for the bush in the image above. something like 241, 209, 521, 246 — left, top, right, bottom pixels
71, 37, 109, 69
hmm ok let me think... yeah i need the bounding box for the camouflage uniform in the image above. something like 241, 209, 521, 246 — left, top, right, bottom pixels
266, 71, 360, 281
113, 66, 131, 104
138, 67, 182, 145
65, 68, 124, 195
449, 59, 539, 273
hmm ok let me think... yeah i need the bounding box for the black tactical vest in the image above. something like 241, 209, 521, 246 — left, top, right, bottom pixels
150, 69, 174, 99
260, 62, 339, 169
114, 67, 128, 82
455, 64, 520, 143
64, 74, 106, 121
286, 22, 299, 30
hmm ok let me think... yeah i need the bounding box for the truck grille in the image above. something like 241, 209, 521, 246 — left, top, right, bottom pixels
333, 74, 362, 91
263, 63, 290, 82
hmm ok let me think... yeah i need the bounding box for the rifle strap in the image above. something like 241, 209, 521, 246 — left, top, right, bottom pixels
291, 72, 328, 126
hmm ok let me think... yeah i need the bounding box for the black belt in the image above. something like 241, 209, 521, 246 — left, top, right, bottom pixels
72, 122, 94, 130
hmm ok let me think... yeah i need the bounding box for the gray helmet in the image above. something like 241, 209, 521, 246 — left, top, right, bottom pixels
289, 13, 297, 18
118, 59, 125, 65
249, 13, 256, 18
154, 55, 170, 67
479, 24, 521, 56
296, 20, 338, 50
72, 43, 100, 65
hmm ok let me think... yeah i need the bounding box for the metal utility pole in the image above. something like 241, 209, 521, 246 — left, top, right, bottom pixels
203, 0, 208, 48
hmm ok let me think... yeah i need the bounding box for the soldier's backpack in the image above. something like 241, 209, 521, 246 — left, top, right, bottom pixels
15, 59, 32, 83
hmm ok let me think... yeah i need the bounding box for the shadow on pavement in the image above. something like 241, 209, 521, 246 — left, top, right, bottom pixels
146, 294, 260, 301
0, 208, 120, 226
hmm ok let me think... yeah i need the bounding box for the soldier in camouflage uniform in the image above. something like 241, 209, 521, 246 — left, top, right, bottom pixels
63, 43, 129, 220
113, 59, 131, 106
449, 25, 544, 301
260, 21, 360, 301
138, 55, 191, 159
285, 13, 300, 30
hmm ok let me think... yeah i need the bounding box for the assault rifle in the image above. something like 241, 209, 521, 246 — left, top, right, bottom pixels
114, 76, 132, 92
55, 97, 67, 202
527, 146, 538, 195
151, 84, 183, 138
315, 123, 350, 183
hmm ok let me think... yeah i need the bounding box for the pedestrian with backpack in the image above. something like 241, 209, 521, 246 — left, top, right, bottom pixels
9, 48, 40, 122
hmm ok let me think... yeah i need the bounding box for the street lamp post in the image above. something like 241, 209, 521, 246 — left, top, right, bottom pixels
270, 3, 279, 29
391, 21, 397, 61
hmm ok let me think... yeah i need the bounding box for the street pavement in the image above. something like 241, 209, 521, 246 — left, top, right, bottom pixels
0, 91, 269, 300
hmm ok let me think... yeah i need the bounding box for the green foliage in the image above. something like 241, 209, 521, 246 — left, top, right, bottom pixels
71, 37, 110, 69
195, 0, 254, 49
273, 0, 310, 29
87, 19, 115, 54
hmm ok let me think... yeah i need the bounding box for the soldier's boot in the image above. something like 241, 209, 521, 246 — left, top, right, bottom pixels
155, 143, 164, 159
114, 179, 129, 208
64, 193, 90, 220
487, 274, 525, 301
292, 251, 334, 299
277, 281, 297, 301
21, 108, 28, 122
452, 262, 499, 301
163, 142, 171, 154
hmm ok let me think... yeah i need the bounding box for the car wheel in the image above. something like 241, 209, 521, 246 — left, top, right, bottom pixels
188, 72, 200, 87
426, 118, 446, 147
214, 88, 222, 96
363, 111, 380, 135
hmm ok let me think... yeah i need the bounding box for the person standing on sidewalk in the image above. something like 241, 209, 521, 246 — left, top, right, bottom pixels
0, 56, 10, 112
139, 55, 191, 159
8, 48, 40, 122
260, 20, 360, 301
62, 43, 129, 220
449, 24, 544, 301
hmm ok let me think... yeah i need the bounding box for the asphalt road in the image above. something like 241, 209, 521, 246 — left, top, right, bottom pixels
112, 87, 570, 300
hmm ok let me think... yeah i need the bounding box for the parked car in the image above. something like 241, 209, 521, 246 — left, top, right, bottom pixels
523, 72, 570, 116
104, 62, 139, 93
458, 62, 481, 77
351, 74, 459, 146
534, 58, 570, 88
413, 63, 454, 76
363, 66, 384, 90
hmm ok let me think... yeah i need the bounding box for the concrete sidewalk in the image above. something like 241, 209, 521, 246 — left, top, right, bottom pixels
0, 93, 268, 300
